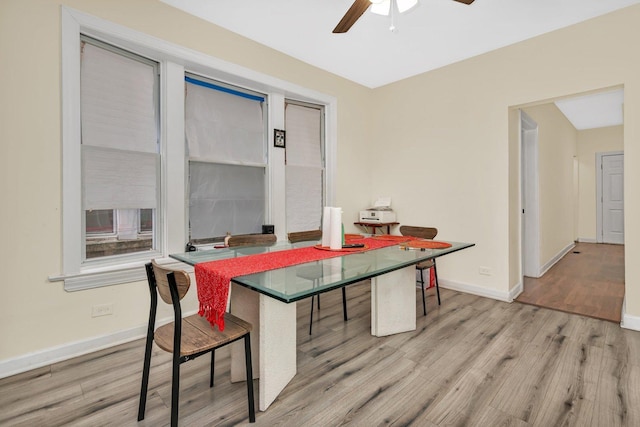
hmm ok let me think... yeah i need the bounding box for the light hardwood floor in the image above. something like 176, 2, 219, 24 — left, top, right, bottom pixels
3, 282, 640, 426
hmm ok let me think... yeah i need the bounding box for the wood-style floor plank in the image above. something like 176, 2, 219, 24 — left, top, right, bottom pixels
517, 242, 624, 322
3, 281, 640, 426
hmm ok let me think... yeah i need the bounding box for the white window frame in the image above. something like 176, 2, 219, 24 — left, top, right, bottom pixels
79, 36, 161, 260
55, 6, 337, 290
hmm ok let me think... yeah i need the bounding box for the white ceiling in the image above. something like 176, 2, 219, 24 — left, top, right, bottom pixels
555, 89, 624, 130
160, 0, 633, 128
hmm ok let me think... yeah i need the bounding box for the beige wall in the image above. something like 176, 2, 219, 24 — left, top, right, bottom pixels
577, 126, 624, 241
371, 6, 640, 306
0, 0, 372, 363
3, 0, 640, 370
522, 103, 577, 267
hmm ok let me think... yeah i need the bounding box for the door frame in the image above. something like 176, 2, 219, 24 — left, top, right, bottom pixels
520, 110, 540, 278
596, 150, 624, 243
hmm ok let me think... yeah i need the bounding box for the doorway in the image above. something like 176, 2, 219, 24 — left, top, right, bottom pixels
515, 88, 625, 322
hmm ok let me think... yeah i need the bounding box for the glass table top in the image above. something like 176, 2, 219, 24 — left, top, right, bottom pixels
170, 240, 474, 304
170, 240, 314, 265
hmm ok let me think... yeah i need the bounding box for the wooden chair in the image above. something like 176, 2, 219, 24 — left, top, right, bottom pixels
288, 230, 348, 335
399, 225, 441, 316
287, 229, 322, 244
138, 261, 255, 426
227, 233, 277, 248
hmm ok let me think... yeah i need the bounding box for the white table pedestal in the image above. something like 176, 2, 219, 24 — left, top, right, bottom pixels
229, 264, 416, 410
371, 265, 417, 336
229, 283, 297, 411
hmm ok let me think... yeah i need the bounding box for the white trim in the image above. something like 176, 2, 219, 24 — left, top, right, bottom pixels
0, 326, 145, 379
163, 61, 187, 254
61, 8, 83, 275
0, 308, 198, 379
324, 103, 338, 206
538, 242, 575, 277
440, 279, 514, 303
577, 237, 598, 243
621, 297, 640, 331
521, 110, 540, 278
508, 280, 523, 302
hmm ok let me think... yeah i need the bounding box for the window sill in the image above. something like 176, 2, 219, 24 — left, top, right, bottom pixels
49, 257, 193, 291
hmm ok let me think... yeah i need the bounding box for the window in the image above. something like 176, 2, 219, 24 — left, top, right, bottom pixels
185, 75, 267, 242
80, 37, 159, 260
85, 209, 115, 236
59, 7, 336, 289
285, 101, 325, 232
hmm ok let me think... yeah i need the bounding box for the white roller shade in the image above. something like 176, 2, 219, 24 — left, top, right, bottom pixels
81, 42, 157, 153
185, 75, 266, 241
285, 103, 323, 232
185, 77, 265, 164
285, 104, 323, 168
82, 146, 158, 210
80, 40, 158, 211
286, 165, 322, 232
189, 162, 265, 239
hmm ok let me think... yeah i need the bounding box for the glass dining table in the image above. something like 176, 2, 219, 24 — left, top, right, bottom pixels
170, 239, 474, 411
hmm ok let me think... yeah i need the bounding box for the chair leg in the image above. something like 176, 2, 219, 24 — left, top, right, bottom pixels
419, 269, 427, 316
342, 287, 348, 321
244, 334, 256, 423
210, 350, 215, 388
433, 262, 441, 306
137, 330, 154, 421
170, 350, 180, 427
309, 295, 315, 335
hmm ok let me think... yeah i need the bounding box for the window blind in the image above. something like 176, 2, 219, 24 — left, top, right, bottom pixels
285, 103, 323, 232
185, 75, 267, 240
185, 76, 265, 165
80, 41, 158, 211
189, 162, 265, 239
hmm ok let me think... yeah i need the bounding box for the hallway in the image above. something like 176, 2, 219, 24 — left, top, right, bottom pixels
516, 242, 624, 323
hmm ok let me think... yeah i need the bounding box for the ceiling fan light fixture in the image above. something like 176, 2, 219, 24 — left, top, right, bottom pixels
396, 0, 418, 13
370, 0, 391, 16
370, 0, 418, 16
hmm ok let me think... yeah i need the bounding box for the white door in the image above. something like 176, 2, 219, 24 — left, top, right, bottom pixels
601, 153, 624, 244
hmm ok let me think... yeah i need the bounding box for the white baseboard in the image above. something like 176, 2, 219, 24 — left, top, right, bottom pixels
0, 326, 146, 379
508, 280, 523, 302
440, 279, 515, 303
538, 242, 575, 277
0, 311, 192, 380
577, 237, 598, 243
6, 267, 625, 380
621, 297, 640, 331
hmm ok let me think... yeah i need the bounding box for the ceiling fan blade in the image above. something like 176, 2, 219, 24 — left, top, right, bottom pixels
333, 0, 372, 34
453, 0, 475, 4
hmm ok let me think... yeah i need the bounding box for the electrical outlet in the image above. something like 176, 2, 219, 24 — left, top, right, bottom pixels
92, 303, 114, 318
478, 266, 492, 276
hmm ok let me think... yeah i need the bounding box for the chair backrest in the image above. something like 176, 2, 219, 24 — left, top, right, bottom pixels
227, 233, 277, 248
399, 225, 438, 240
288, 229, 322, 243
150, 260, 191, 305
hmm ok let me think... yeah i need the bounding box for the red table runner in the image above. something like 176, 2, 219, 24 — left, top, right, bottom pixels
195, 236, 414, 330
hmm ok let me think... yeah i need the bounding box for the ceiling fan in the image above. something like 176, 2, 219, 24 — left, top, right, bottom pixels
333, 0, 475, 33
